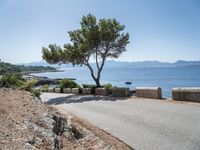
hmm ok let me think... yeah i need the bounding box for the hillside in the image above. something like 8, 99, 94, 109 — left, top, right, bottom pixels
0, 61, 57, 75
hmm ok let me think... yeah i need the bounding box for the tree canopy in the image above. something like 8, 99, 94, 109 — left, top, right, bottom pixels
42, 14, 129, 86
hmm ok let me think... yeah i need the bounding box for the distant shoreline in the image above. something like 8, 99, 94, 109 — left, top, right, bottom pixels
24, 68, 63, 75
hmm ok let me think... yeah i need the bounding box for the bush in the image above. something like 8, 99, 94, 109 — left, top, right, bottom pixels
32, 89, 41, 98
20, 79, 36, 91
82, 84, 96, 88
59, 78, 79, 89
0, 74, 23, 88
103, 83, 112, 90
103, 83, 112, 95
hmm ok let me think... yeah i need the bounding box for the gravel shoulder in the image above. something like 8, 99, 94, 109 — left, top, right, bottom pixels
41, 93, 200, 150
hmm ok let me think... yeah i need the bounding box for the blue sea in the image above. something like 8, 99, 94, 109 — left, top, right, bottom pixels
32, 66, 200, 98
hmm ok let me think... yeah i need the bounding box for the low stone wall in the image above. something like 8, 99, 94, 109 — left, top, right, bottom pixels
55, 88, 61, 93
71, 88, 81, 94
172, 88, 200, 102
82, 88, 92, 95
95, 88, 108, 96
63, 88, 71, 93
112, 87, 130, 97
136, 87, 162, 99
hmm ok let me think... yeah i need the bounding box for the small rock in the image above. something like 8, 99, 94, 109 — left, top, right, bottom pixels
27, 136, 36, 145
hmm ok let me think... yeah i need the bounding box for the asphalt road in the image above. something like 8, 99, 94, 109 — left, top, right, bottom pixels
41, 93, 200, 150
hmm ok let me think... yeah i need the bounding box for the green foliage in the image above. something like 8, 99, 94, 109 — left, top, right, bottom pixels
82, 84, 96, 88
0, 74, 23, 88
59, 79, 79, 89
0, 74, 41, 98
18, 65, 56, 73
20, 80, 41, 98
20, 79, 36, 91
103, 83, 112, 90
0, 61, 56, 75
42, 14, 129, 86
32, 89, 41, 98
0, 62, 21, 75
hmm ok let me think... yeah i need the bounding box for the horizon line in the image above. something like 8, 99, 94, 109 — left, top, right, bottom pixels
10, 59, 200, 65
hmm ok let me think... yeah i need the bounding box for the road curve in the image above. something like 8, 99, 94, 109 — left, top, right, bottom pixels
41, 93, 200, 150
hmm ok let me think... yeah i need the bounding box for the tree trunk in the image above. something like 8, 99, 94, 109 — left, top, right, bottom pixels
94, 78, 101, 87
85, 63, 101, 87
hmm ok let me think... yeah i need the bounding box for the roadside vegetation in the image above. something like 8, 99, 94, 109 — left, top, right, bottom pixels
0, 60, 57, 97
0, 74, 41, 97
59, 78, 80, 89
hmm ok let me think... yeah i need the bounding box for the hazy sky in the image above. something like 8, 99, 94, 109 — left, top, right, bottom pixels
0, 0, 200, 64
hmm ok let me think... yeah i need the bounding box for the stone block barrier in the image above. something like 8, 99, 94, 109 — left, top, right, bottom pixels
112, 87, 131, 97
55, 88, 61, 93
40, 87, 48, 92
48, 88, 54, 93
82, 88, 92, 95
63, 88, 71, 93
136, 87, 162, 99
95, 88, 108, 96
172, 87, 200, 102
71, 88, 81, 94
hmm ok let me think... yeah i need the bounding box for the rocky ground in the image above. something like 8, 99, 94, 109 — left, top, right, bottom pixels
0, 88, 132, 150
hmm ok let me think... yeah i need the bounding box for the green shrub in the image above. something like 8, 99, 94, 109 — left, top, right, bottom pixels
59, 78, 79, 89
103, 83, 112, 90
20, 79, 36, 91
32, 89, 41, 98
0, 74, 41, 98
0, 74, 23, 88
103, 83, 112, 95
82, 84, 96, 88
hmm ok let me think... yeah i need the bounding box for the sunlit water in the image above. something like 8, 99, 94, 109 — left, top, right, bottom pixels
32, 66, 200, 98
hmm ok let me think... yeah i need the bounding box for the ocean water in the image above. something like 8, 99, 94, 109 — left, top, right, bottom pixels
32, 66, 200, 98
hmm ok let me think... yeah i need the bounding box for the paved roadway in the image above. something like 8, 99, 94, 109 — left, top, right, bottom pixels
41, 93, 200, 150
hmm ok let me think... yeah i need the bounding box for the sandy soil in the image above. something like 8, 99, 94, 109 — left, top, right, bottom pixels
0, 88, 132, 150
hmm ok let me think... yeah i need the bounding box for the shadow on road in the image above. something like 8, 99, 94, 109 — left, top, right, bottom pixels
45, 94, 128, 105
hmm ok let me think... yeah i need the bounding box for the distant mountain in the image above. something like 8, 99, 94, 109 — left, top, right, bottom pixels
173, 60, 200, 67
18, 60, 74, 68
19, 60, 200, 68
104, 60, 172, 68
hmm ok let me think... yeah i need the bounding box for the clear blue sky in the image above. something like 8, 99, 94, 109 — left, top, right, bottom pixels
0, 0, 199, 64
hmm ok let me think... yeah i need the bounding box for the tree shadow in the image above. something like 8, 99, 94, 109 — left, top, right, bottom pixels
45, 94, 128, 105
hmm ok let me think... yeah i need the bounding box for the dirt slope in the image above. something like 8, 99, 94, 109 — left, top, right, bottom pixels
0, 88, 132, 150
